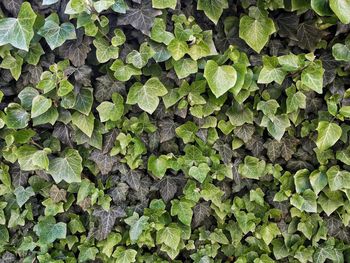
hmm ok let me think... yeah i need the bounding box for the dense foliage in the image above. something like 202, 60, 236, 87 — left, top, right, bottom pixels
1, 0, 350, 262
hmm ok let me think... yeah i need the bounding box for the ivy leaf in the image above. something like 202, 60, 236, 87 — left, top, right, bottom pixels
90, 150, 117, 175
31, 95, 52, 118
71, 112, 95, 137
49, 185, 67, 203
171, 199, 193, 226
326, 166, 350, 191
43, 0, 59, 5
93, 37, 119, 63
238, 156, 266, 179
152, 0, 177, 9
204, 60, 237, 98
258, 56, 286, 84
0, 2, 36, 51
330, 0, 350, 24
301, 61, 324, 94
156, 224, 181, 248
197, 0, 228, 24
175, 121, 198, 143
316, 121, 342, 151
14, 186, 35, 207
290, 189, 317, 213
38, 13, 76, 50
124, 213, 149, 243
113, 247, 137, 263
34, 216, 67, 244
189, 163, 210, 183
48, 149, 83, 183
4, 103, 30, 129
173, 58, 198, 79
297, 22, 322, 51
93, 206, 126, 241
126, 43, 155, 69
117, 2, 162, 35
0, 53, 23, 80
126, 77, 168, 114
239, 7, 276, 53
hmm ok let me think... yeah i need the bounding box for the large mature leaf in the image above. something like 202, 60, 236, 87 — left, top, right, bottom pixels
330, 0, 350, 24
38, 13, 76, 50
0, 2, 36, 51
239, 7, 276, 53
316, 121, 342, 151
204, 60, 237, 98
34, 216, 67, 244
48, 149, 83, 183
197, 0, 228, 24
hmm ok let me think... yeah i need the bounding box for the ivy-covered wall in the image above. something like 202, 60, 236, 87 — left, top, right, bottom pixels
0, 0, 350, 262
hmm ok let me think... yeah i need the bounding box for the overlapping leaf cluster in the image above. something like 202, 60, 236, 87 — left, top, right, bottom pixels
1, 0, 350, 262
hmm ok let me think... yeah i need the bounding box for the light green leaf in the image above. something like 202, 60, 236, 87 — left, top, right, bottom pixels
38, 13, 76, 50
71, 112, 95, 137
171, 199, 193, 226
167, 38, 188, 61
175, 121, 198, 143
113, 247, 137, 263
238, 156, 266, 179
124, 213, 149, 243
151, 18, 174, 45
48, 149, 83, 183
258, 56, 286, 84
156, 224, 181, 248
0, 2, 37, 51
126, 77, 168, 114
316, 121, 342, 151
239, 7, 276, 53
34, 216, 67, 244
93, 37, 119, 63
197, 0, 228, 24
189, 163, 210, 183
31, 95, 52, 118
204, 60, 237, 98
290, 189, 317, 213
330, 0, 350, 24
0, 53, 23, 80
152, 0, 177, 9
4, 103, 30, 129
110, 59, 142, 81
326, 165, 350, 191
332, 43, 350, 62
14, 186, 35, 207
301, 61, 324, 94
173, 58, 198, 79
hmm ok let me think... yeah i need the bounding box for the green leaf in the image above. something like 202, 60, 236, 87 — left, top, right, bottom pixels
330, 0, 350, 24
332, 43, 350, 62
14, 186, 35, 207
171, 199, 193, 226
31, 95, 52, 118
204, 60, 237, 98
38, 13, 76, 50
72, 88, 93, 115
4, 103, 30, 129
34, 216, 66, 244
173, 58, 198, 79
0, 2, 37, 51
151, 18, 174, 45
301, 61, 324, 94
167, 38, 189, 61
175, 121, 198, 143
48, 149, 83, 183
110, 59, 142, 81
156, 224, 181, 248
0, 53, 23, 80
326, 166, 350, 191
188, 163, 210, 183
258, 56, 286, 84
286, 87, 306, 113
93, 37, 119, 63
113, 247, 137, 263
124, 213, 149, 243
316, 121, 342, 151
126, 77, 168, 114
290, 189, 317, 213
238, 156, 266, 179
260, 223, 281, 245
71, 112, 95, 137
197, 0, 228, 24
152, 0, 177, 9
126, 43, 155, 69
239, 7, 276, 53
